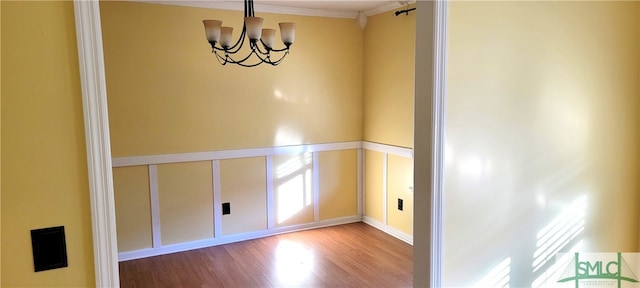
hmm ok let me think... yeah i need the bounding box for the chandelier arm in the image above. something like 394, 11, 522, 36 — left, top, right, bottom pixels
238, 46, 280, 66
226, 47, 260, 65
211, 33, 245, 53
253, 41, 271, 56
250, 48, 288, 66
263, 50, 289, 66
268, 46, 290, 53
236, 60, 266, 68
212, 50, 229, 65
226, 50, 267, 67
224, 26, 247, 53
214, 47, 288, 67
254, 40, 289, 55
229, 46, 289, 66
250, 49, 271, 63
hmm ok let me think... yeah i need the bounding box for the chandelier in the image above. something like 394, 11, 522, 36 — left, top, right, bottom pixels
203, 0, 296, 67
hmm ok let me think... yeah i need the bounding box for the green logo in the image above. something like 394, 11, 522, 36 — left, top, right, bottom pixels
557, 252, 639, 288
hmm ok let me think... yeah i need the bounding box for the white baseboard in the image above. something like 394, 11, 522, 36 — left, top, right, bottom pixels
362, 216, 413, 245
118, 215, 363, 261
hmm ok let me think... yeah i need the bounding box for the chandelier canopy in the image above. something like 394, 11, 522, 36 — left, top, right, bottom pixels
203, 0, 296, 67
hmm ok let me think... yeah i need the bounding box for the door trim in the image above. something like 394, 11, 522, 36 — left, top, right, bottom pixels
74, 1, 120, 286
73, 0, 448, 286
413, 1, 447, 287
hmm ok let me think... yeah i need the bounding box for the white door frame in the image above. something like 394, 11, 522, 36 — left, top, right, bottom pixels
413, 1, 447, 287
72, 0, 447, 287
74, 1, 120, 286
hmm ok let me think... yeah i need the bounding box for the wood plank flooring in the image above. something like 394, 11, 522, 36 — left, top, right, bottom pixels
119, 222, 413, 287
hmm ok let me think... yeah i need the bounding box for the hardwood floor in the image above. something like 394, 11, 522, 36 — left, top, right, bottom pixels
119, 222, 413, 287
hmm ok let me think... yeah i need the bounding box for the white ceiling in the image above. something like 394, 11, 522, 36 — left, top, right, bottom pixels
136, 0, 412, 18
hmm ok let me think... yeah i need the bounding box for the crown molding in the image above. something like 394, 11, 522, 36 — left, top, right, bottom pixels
363, 2, 403, 17
131, 0, 359, 19
125, 0, 406, 19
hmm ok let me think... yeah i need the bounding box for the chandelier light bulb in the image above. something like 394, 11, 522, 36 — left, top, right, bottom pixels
245, 17, 264, 41
203, 20, 222, 42
279, 22, 296, 46
261, 28, 276, 49
219, 27, 233, 48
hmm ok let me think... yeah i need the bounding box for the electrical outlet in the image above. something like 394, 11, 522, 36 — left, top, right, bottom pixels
398, 198, 403, 211
222, 202, 231, 215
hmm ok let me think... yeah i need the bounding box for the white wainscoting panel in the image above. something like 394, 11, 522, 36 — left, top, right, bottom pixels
148, 165, 161, 248
212, 160, 222, 238
114, 141, 415, 261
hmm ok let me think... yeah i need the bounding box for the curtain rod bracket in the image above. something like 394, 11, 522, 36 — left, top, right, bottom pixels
394, 7, 416, 16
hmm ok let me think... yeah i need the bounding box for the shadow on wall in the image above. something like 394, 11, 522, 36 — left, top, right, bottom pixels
471, 196, 587, 288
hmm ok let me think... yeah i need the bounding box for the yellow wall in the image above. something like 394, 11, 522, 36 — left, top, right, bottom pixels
1, 1, 3, 284
100, 1, 363, 157
1, 1, 95, 286
362, 7, 416, 237
363, 7, 415, 148
113, 166, 152, 252
220, 157, 267, 235
444, 1, 640, 286
364, 150, 384, 222
318, 150, 358, 220
387, 155, 413, 235
101, 0, 368, 253
364, 150, 413, 235
158, 161, 214, 244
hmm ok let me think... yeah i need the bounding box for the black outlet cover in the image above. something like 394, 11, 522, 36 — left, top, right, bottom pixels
398, 198, 404, 211
31, 226, 68, 272
222, 202, 231, 215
